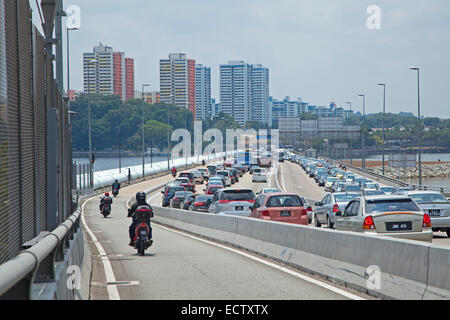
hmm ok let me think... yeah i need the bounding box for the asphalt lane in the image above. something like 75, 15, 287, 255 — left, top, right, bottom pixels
83, 166, 361, 300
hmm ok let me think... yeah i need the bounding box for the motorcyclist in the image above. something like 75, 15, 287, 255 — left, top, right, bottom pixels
172, 167, 177, 177
99, 192, 113, 212
112, 179, 121, 195
127, 192, 153, 247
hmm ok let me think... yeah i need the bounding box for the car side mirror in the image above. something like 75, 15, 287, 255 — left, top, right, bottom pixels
335, 211, 342, 217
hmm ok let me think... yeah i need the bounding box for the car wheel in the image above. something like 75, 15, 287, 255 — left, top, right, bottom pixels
447, 229, 450, 238
326, 215, 334, 229
314, 214, 321, 228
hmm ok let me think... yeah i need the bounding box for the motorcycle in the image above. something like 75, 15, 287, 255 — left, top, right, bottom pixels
101, 203, 111, 218
172, 171, 177, 178
112, 187, 119, 198
130, 207, 154, 256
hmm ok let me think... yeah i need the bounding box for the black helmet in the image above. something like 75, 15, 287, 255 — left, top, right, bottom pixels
115, 179, 118, 183
136, 192, 146, 203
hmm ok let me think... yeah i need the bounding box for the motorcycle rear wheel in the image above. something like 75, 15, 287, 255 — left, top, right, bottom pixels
138, 239, 146, 256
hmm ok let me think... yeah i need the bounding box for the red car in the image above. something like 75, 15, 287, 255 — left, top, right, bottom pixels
250, 193, 308, 225
205, 185, 224, 195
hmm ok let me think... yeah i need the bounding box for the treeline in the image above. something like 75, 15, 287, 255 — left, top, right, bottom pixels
70, 94, 261, 151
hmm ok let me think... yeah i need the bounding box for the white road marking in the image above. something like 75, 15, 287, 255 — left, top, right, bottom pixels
81, 197, 121, 300
156, 224, 365, 300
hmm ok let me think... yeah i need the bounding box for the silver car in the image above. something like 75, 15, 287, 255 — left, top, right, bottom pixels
216, 170, 232, 187
334, 195, 433, 242
405, 191, 450, 237
379, 186, 395, 195
314, 193, 361, 229
208, 188, 256, 216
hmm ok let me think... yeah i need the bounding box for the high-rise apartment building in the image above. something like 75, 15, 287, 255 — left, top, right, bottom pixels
195, 64, 211, 120
220, 61, 270, 125
83, 43, 135, 101
160, 53, 196, 116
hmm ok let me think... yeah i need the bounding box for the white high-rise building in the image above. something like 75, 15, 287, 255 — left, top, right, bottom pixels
251, 65, 270, 125
219, 61, 270, 125
83, 43, 114, 95
195, 64, 211, 120
160, 53, 196, 116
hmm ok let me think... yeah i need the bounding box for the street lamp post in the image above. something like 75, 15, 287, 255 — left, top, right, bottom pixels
378, 83, 386, 176
142, 84, 151, 180
358, 94, 366, 169
167, 94, 172, 172
87, 59, 98, 188
346, 101, 353, 165
410, 67, 422, 186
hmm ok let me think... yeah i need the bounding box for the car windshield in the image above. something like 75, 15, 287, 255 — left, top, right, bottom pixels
409, 193, 449, 204
208, 186, 222, 192
365, 191, 385, 196
365, 199, 420, 214
195, 195, 213, 202
334, 194, 360, 203
365, 183, 378, 189
346, 185, 361, 191
174, 192, 192, 198
217, 171, 228, 177
263, 189, 280, 193
169, 187, 185, 194
266, 195, 303, 207
380, 187, 394, 193
221, 190, 255, 201
327, 177, 339, 183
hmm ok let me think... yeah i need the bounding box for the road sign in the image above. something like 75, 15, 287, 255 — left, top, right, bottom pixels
389, 153, 416, 168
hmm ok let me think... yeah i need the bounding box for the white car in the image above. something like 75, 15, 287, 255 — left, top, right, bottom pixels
252, 168, 268, 183
216, 170, 232, 187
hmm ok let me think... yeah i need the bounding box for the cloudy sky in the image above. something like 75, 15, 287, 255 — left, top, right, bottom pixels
31, 0, 450, 117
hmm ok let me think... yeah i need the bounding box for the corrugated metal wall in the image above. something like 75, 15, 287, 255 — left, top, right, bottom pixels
0, 0, 73, 264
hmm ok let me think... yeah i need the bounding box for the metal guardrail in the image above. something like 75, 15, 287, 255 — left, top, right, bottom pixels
0, 197, 82, 300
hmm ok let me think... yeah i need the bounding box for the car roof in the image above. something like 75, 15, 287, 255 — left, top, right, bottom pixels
363, 195, 411, 200
405, 190, 444, 195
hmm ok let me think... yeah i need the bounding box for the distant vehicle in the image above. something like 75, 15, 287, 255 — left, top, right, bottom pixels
258, 155, 272, 168
325, 177, 340, 192
204, 185, 224, 195
179, 172, 194, 184
250, 193, 308, 225
314, 192, 361, 229
362, 182, 380, 191
170, 191, 194, 209
161, 186, 186, 207
206, 176, 225, 187
279, 151, 285, 162
334, 195, 433, 242
257, 188, 281, 195
207, 165, 217, 176
181, 193, 196, 210
252, 168, 268, 183
216, 170, 232, 187
209, 189, 256, 216
189, 195, 214, 212
405, 191, 450, 237
299, 196, 313, 224
362, 190, 386, 197
341, 184, 362, 193
198, 168, 210, 181
380, 186, 395, 195
191, 171, 205, 184
394, 186, 415, 195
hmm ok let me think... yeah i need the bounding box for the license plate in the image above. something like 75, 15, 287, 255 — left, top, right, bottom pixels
386, 221, 412, 232
236, 206, 243, 211
429, 210, 441, 217
281, 211, 291, 217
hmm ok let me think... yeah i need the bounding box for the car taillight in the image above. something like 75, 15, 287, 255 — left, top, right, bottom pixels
333, 204, 340, 213
307, 207, 312, 212
195, 202, 206, 206
219, 200, 231, 204
423, 214, 432, 228
363, 216, 376, 230
261, 210, 270, 217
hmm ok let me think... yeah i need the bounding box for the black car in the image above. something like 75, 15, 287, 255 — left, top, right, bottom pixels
162, 186, 185, 207
190, 195, 214, 212
170, 191, 194, 209
181, 193, 196, 210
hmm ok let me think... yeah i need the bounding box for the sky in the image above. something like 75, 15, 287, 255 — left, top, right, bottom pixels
30, 0, 450, 118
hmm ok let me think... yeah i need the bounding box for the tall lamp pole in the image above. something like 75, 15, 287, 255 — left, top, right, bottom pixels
346, 101, 353, 165
410, 67, 422, 186
87, 59, 98, 188
378, 83, 386, 176
142, 84, 151, 180
358, 94, 366, 169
